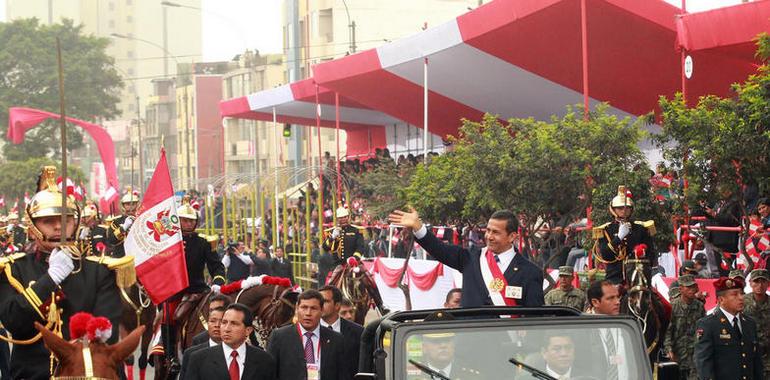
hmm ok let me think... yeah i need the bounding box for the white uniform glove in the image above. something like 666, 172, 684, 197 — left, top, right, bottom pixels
211, 284, 221, 294
617, 222, 631, 240
79, 227, 90, 240
121, 216, 134, 231
331, 228, 341, 239
5, 225, 13, 234
48, 248, 75, 285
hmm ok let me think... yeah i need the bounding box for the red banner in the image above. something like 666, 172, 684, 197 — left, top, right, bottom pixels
372, 257, 444, 290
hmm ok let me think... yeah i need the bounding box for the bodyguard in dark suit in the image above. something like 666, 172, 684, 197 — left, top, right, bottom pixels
179, 306, 225, 380
271, 246, 294, 283
695, 277, 763, 380
388, 208, 544, 307
268, 289, 349, 380
184, 303, 276, 380
319, 285, 364, 379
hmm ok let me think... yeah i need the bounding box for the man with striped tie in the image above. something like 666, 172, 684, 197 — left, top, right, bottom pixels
268, 290, 349, 380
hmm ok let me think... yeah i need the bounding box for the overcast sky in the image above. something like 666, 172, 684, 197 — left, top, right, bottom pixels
0, 0, 750, 61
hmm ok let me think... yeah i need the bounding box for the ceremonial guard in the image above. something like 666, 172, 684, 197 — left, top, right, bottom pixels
663, 274, 705, 380
743, 269, 770, 379
77, 202, 108, 256
322, 205, 367, 264
544, 266, 587, 311
0, 167, 127, 380
159, 196, 226, 375
104, 187, 140, 258
5, 211, 28, 250
594, 186, 656, 285
695, 276, 763, 380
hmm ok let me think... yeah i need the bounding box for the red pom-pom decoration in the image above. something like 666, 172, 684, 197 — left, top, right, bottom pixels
346, 256, 360, 267
634, 244, 647, 259
720, 261, 730, 271
95, 242, 106, 253
86, 317, 113, 343
69, 312, 93, 340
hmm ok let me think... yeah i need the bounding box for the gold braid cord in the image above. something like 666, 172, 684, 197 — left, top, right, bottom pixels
0, 263, 61, 346
592, 229, 627, 265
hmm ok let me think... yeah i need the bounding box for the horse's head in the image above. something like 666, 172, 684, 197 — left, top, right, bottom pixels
35, 320, 145, 379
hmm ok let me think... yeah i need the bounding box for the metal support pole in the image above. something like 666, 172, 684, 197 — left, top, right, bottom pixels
580, 0, 590, 121
423, 58, 429, 164
335, 92, 342, 202
136, 96, 144, 191
273, 107, 280, 247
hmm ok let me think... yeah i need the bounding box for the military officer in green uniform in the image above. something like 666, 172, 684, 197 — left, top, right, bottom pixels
544, 266, 587, 311
664, 274, 705, 380
0, 166, 127, 380
593, 186, 656, 285
695, 276, 763, 380
743, 269, 770, 379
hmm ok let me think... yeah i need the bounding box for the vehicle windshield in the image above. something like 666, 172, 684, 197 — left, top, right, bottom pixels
401, 321, 646, 380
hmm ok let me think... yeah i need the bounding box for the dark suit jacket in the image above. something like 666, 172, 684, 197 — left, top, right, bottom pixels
191, 330, 209, 347
416, 230, 544, 307
339, 318, 364, 379
267, 323, 349, 380
183, 343, 276, 380
271, 257, 294, 283
695, 309, 763, 380
179, 340, 212, 380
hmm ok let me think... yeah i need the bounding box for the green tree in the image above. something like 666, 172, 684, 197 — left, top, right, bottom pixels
0, 18, 123, 160
0, 157, 86, 213
354, 160, 416, 220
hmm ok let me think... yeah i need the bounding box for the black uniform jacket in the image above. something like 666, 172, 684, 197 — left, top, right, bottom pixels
0, 246, 122, 380
695, 308, 763, 380
182, 232, 226, 293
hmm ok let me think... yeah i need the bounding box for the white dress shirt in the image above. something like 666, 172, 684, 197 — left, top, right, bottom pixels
208, 338, 218, 347
414, 224, 515, 272
222, 342, 247, 380
545, 365, 571, 379
321, 317, 341, 333
720, 307, 743, 333
600, 328, 629, 380
299, 323, 322, 367
222, 252, 254, 268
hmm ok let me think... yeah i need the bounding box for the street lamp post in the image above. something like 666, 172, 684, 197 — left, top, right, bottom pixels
340, 0, 357, 54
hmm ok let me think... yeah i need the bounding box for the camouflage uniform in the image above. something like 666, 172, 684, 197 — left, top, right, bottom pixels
544, 287, 586, 311
664, 275, 705, 380
744, 292, 770, 378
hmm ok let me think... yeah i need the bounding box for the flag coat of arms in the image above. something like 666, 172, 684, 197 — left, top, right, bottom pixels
125, 149, 188, 304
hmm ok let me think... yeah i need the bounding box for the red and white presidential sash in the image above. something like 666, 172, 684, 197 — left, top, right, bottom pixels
479, 248, 518, 307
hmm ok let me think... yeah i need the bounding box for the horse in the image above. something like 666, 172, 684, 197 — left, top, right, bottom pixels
34, 321, 144, 380
619, 257, 671, 367
151, 283, 298, 379
329, 258, 389, 325
118, 283, 156, 380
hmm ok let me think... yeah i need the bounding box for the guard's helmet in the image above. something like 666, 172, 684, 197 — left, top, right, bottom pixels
121, 186, 140, 205
177, 196, 198, 221
609, 185, 634, 218
25, 166, 81, 242
336, 206, 350, 218
83, 203, 99, 219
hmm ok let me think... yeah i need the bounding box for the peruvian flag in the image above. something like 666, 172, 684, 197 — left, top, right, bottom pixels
124, 149, 188, 304
0, 196, 5, 208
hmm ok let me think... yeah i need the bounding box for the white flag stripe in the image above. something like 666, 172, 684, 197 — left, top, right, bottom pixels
125, 196, 182, 266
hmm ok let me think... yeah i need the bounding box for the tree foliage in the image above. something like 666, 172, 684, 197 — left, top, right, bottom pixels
0, 18, 123, 160
0, 157, 85, 212
655, 34, 770, 208
404, 105, 674, 252
354, 160, 416, 220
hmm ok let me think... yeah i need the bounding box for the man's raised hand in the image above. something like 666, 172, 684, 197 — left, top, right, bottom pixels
388, 207, 422, 231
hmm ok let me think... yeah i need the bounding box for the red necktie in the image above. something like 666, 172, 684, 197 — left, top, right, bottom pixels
229, 350, 239, 380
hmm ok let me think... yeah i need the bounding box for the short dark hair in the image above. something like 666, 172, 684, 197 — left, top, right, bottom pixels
543, 331, 575, 348
587, 280, 613, 303
445, 288, 462, 303
209, 294, 232, 308
758, 198, 770, 207
297, 289, 325, 307
489, 210, 519, 234
319, 285, 343, 304
225, 303, 254, 327
339, 298, 354, 307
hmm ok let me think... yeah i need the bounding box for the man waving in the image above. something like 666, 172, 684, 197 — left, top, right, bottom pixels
388, 208, 543, 308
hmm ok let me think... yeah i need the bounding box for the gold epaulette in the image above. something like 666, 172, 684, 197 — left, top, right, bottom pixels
350, 224, 365, 230
0, 253, 27, 271
634, 220, 656, 236
85, 256, 136, 288
592, 222, 612, 239
98, 224, 110, 229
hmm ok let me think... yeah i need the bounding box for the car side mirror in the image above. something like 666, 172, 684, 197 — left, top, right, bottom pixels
354, 373, 376, 380
657, 361, 680, 380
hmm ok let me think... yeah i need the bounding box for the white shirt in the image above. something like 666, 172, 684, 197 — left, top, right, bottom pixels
222, 252, 254, 268
545, 365, 571, 379
299, 323, 322, 367
222, 342, 247, 380
720, 307, 743, 333
600, 328, 629, 380
414, 225, 515, 272
208, 338, 218, 347
322, 317, 341, 333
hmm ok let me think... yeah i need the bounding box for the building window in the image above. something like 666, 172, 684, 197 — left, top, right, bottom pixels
127, 50, 134, 58
127, 15, 133, 23
109, 20, 115, 28
126, 0, 132, 4
109, 2, 115, 11
127, 68, 134, 75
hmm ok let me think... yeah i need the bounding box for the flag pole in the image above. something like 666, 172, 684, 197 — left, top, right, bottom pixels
56, 38, 68, 244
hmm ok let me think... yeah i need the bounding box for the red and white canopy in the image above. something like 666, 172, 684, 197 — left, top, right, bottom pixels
221, 0, 770, 156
